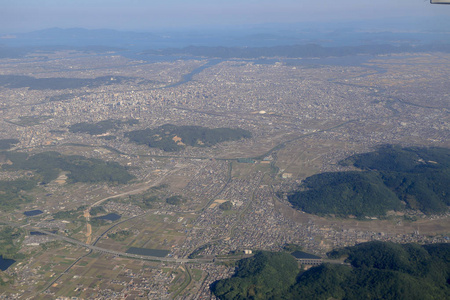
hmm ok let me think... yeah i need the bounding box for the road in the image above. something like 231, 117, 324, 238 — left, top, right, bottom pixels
0, 220, 202, 263
90, 164, 186, 208
80, 163, 188, 246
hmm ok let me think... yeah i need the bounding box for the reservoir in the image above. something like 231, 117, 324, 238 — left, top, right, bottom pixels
126, 247, 170, 257
95, 213, 121, 221
30, 231, 46, 236
0, 256, 15, 271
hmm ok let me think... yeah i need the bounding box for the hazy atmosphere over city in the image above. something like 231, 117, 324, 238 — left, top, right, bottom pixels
2, 0, 450, 31
0, 1, 449, 299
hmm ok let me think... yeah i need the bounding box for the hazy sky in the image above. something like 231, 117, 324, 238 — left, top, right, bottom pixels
2, 0, 450, 32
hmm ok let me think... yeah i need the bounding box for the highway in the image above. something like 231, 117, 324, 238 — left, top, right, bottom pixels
32, 227, 198, 263
0, 220, 209, 264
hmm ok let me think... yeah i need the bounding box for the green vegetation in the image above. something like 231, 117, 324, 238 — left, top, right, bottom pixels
2, 149, 144, 211
112, 187, 167, 209
188, 244, 211, 259
344, 145, 450, 214
0, 226, 25, 260
2, 151, 134, 184
219, 201, 233, 211
288, 171, 401, 218
143, 195, 160, 208
212, 242, 450, 300
48, 93, 85, 103
0, 178, 35, 210
6, 115, 52, 127
40, 241, 62, 251
151, 183, 169, 190
211, 251, 299, 299
98, 135, 116, 140
68, 118, 139, 135
283, 244, 303, 252
90, 218, 108, 227
107, 230, 132, 241
89, 206, 106, 216
53, 206, 86, 220
0, 139, 19, 150
0, 273, 10, 286
191, 268, 203, 281
166, 195, 185, 206
300, 242, 450, 300
288, 146, 450, 217
125, 124, 252, 152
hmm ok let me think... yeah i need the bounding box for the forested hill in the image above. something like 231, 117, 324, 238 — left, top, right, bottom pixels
0, 151, 134, 210
211, 242, 450, 300
287, 145, 450, 217
125, 124, 251, 152
211, 251, 299, 300
0, 139, 19, 150
69, 118, 139, 135
1, 151, 134, 185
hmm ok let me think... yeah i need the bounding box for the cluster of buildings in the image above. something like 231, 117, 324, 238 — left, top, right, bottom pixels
0, 51, 449, 299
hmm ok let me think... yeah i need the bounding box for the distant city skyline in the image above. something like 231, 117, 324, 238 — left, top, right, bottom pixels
2, 0, 450, 33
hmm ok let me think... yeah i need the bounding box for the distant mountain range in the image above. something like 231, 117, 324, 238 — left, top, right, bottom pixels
1, 17, 450, 50
1, 20, 449, 60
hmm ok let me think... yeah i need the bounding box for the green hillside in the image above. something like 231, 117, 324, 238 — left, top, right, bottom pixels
288, 145, 450, 217
125, 124, 252, 151
2, 151, 134, 184
211, 251, 298, 299
0, 151, 134, 210
0, 139, 19, 150
211, 242, 450, 300
69, 118, 138, 135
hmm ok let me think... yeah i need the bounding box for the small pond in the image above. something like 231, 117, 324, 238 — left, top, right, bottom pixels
23, 210, 43, 217
0, 256, 15, 271
95, 213, 121, 221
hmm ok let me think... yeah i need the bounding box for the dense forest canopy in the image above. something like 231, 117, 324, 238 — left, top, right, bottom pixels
212, 251, 299, 299
288, 145, 450, 217
2, 151, 134, 184
165, 195, 185, 205
219, 201, 233, 211
211, 242, 450, 300
0, 139, 19, 150
0, 151, 134, 210
126, 124, 252, 152
69, 118, 139, 135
